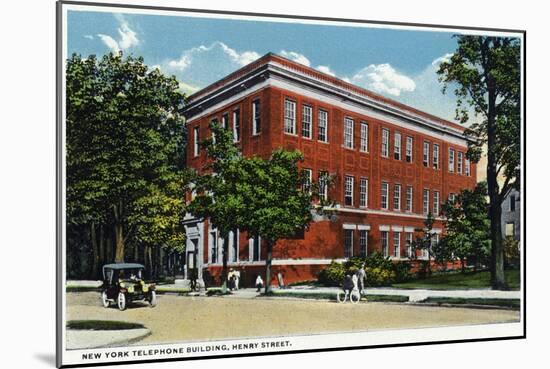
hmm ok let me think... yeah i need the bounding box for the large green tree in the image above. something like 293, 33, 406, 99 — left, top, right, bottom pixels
438, 182, 491, 272
66, 52, 187, 276
186, 122, 245, 291
238, 150, 314, 294
438, 36, 520, 289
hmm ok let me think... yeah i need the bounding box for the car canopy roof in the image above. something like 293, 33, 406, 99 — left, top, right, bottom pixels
103, 263, 145, 271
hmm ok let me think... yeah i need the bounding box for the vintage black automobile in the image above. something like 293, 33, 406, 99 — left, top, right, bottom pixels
101, 263, 157, 311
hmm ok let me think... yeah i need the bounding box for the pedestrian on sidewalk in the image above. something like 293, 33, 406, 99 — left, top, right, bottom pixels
233, 269, 240, 290
255, 275, 264, 292
355, 263, 366, 295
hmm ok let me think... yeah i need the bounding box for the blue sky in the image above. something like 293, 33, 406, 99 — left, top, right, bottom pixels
68, 10, 467, 121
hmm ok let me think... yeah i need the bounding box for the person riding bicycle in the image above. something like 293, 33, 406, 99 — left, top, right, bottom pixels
343, 274, 354, 297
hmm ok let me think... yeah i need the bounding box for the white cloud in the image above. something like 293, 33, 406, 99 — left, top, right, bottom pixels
97, 15, 139, 53
84, 35, 94, 40
279, 50, 311, 67
350, 63, 416, 96
179, 81, 200, 95
316, 65, 336, 77
431, 53, 453, 66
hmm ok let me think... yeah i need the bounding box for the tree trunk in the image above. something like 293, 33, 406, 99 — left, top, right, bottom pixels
114, 223, 124, 262
264, 240, 274, 295
460, 258, 465, 273
90, 222, 99, 279
99, 225, 105, 269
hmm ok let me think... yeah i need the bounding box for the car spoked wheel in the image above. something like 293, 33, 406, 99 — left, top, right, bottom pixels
117, 292, 127, 311
149, 291, 157, 308
350, 291, 360, 304
101, 291, 110, 308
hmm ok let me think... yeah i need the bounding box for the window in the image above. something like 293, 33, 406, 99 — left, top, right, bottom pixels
221, 113, 229, 129
449, 148, 455, 172
233, 109, 240, 142
210, 230, 218, 264
344, 176, 354, 206
252, 99, 261, 135
359, 177, 368, 208
302, 105, 312, 138
302, 168, 312, 193
465, 158, 471, 176
360, 122, 369, 152
423, 141, 430, 167
284, 99, 296, 135
433, 144, 440, 169
318, 171, 328, 202
393, 184, 401, 211
393, 232, 401, 258
344, 117, 354, 149
381, 129, 389, 157
251, 236, 261, 261
406, 136, 413, 162
193, 126, 200, 157
344, 229, 353, 258
359, 230, 368, 257
318, 110, 328, 142
381, 182, 389, 210
510, 195, 516, 212
433, 191, 440, 216
431, 233, 440, 254
449, 193, 456, 203
231, 230, 239, 263
381, 231, 389, 257
406, 186, 413, 212
505, 222, 515, 237
211, 118, 218, 143
457, 152, 463, 174
423, 189, 430, 215
406, 232, 414, 258
394, 132, 402, 160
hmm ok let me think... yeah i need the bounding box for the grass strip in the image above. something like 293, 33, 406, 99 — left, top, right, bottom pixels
271, 291, 409, 302
420, 297, 520, 309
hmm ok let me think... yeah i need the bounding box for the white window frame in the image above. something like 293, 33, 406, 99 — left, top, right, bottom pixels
381, 231, 389, 257
318, 170, 328, 202
344, 117, 354, 149
344, 229, 354, 258
433, 144, 440, 169
406, 232, 414, 258
393, 184, 401, 211
406, 185, 413, 213
423, 141, 430, 167
449, 148, 455, 172
359, 230, 368, 257
360, 122, 369, 152
221, 113, 229, 129
423, 189, 430, 215
406, 136, 413, 162
344, 175, 354, 206
433, 191, 440, 216
232, 108, 240, 142
252, 99, 261, 135
359, 177, 368, 208
284, 99, 296, 135
394, 132, 402, 160
301, 104, 312, 139
230, 229, 239, 263
318, 109, 328, 143
381, 128, 389, 157
249, 236, 262, 261
209, 229, 219, 264
393, 232, 401, 258
381, 182, 389, 210
457, 152, 463, 174
193, 126, 200, 157
302, 168, 312, 193
465, 158, 471, 176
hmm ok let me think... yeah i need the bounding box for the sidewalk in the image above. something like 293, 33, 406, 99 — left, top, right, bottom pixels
66, 328, 151, 350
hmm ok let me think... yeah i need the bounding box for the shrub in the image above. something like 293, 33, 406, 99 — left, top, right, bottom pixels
394, 261, 413, 283
317, 261, 345, 287
365, 267, 395, 286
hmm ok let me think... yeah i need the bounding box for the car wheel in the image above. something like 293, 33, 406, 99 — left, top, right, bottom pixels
117, 292, 126, 311
149, 291, 157, 308
101, 291, 110, 308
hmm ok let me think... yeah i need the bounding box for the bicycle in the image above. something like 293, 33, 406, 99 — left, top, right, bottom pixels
336, 288, 360, 304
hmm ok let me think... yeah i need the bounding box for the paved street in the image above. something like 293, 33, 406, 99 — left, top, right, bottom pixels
66, 291, 520, 347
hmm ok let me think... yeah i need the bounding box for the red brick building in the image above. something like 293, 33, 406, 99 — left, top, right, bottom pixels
182, 53, 476, 287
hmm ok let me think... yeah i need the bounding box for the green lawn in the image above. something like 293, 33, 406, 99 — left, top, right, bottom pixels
392, 269, 520, 290
270, 290, 409, 303
419, 297, 520, 310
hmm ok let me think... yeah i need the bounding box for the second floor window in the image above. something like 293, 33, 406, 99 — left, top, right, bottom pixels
406, 136, 413, 162
381, 182, 389, 210
221, 113, 229, 129
394, 184, 401, 211
302, 105, 312, 138
394, 132, 402, 160
302, 168, 312, 193
423, 141, 429, 167
318, 110, 328, 142
252, 100, 261, 135
381, 129, 389, 157
406, 185, 413, 212
433, 191, 440, 216
457, 152, 463, 174
344, 117, 354, 149
465, 158, 471, 176
318, 171, 328, 202
284, 99, 296, 134
449, 148, 455, 172
360, 122, 369, 152
344, 176, 354, 206
359, 177, 368, 208
423, 189, 430, 215
433, 144, 440, 169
